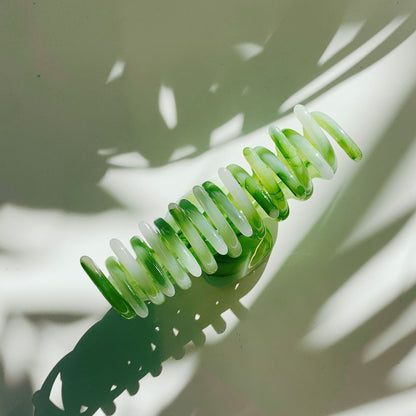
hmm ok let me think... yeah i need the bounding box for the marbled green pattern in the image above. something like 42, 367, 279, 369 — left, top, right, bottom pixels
80, 104, 362, 319
80, 255, 135, 319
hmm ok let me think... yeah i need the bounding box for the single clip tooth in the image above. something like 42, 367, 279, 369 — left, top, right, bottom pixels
154, 217, 202, 277
178, 199, 228, 255
110, 238, 161, 303
193, 185, 242, 258
294, 104, 337, 172
168, 202, 218, 274
80, 255, 135, 319
218, 167, 265, 237
130, 235, 176, 297
310, 111, 363, 161
106, 256, 149, 317
139, 221, 192, 290
202, 180, 253, 237
282, 129, 334, 180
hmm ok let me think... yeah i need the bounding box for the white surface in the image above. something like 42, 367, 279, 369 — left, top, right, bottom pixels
1, 3, 416, 415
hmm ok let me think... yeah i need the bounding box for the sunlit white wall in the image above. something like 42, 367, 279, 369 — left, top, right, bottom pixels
1, 2, 416, 416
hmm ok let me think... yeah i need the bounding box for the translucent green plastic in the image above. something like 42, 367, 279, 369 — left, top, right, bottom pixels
81, 104, 362, 319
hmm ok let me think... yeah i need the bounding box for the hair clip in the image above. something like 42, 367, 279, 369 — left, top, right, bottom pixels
81, 104, 362, 319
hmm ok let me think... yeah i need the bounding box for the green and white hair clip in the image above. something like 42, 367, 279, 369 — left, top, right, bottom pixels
81, 104, 362, 319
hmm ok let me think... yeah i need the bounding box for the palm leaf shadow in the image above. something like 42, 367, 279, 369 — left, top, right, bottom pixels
32, 85, 416, 416
157, 82, 416, 415
2, 0, 415, 214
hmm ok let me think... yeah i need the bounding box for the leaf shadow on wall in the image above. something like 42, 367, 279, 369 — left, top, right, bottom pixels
1, 0, 415, 213
158, 79, 416, 415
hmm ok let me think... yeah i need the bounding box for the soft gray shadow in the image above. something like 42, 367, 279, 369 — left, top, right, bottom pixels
1, 0, 414, 213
